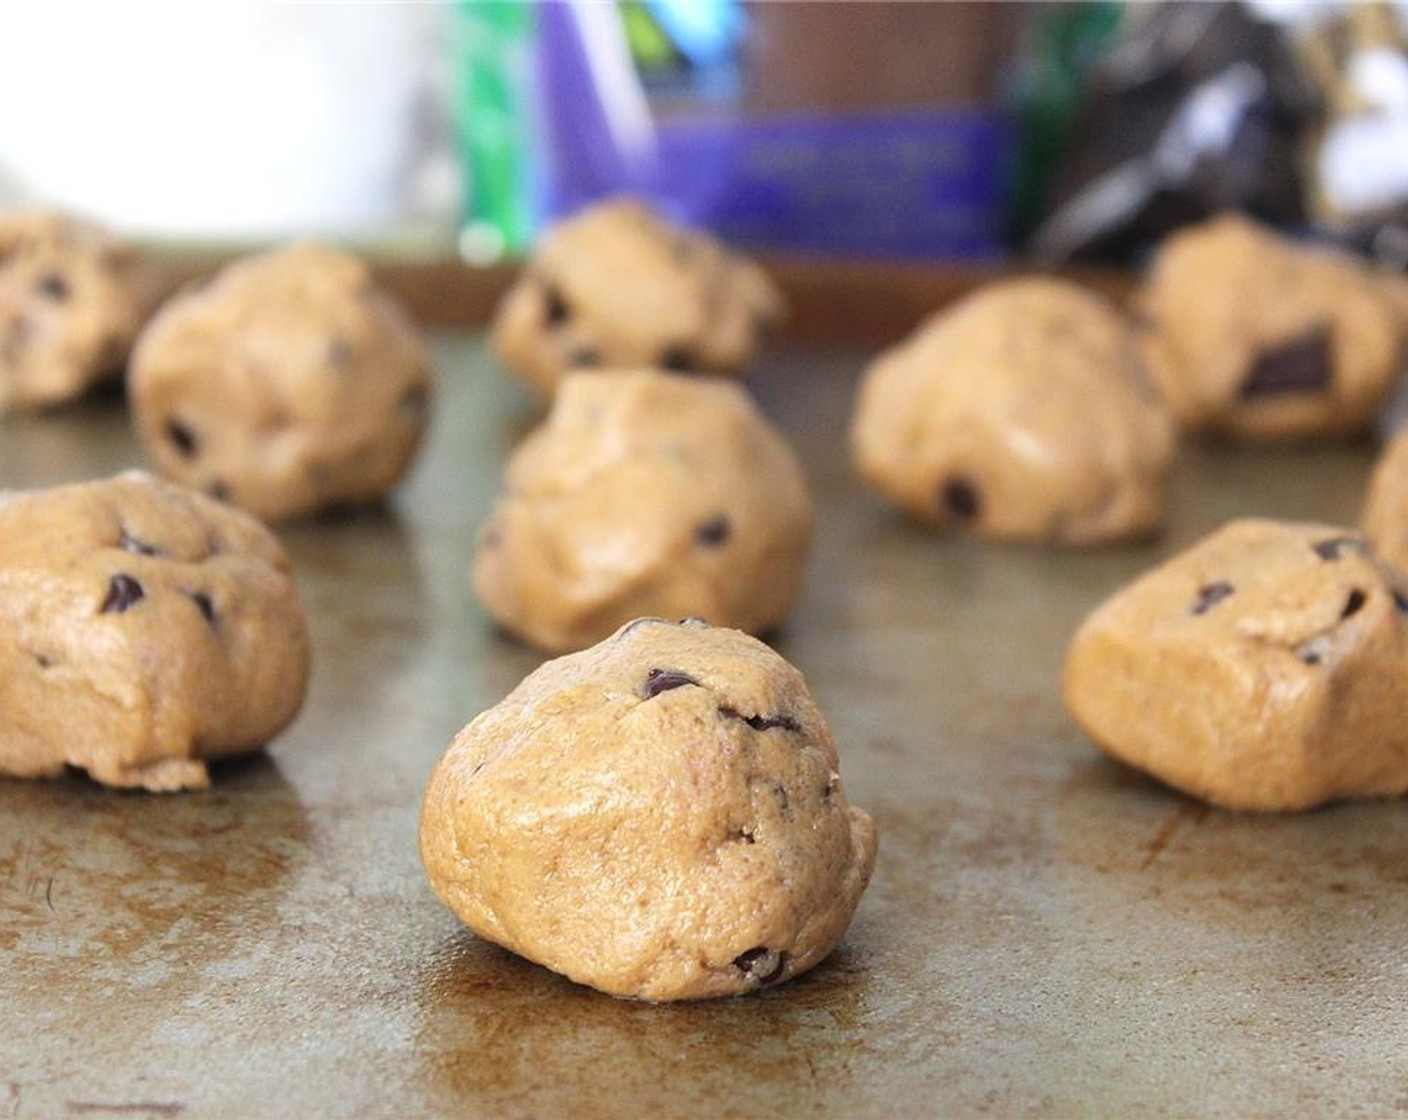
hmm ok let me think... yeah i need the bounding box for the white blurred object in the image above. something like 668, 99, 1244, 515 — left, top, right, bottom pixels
0, 3, 449, 239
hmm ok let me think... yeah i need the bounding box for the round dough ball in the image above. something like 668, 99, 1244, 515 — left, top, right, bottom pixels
0, 210, 158, 412
850, 277, 1175, 545
1363, 426, 1408, 572
473, 369, 812, 653
491, 197, 784, 397
129, 242, 432, 521
1137, 214, 1405, 440
1064, 518, 1408, 811
0, 471, 310, 792
420, 617, 878, 1001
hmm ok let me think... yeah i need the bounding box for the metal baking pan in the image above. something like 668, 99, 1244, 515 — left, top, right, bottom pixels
2, 338, 1403, 1118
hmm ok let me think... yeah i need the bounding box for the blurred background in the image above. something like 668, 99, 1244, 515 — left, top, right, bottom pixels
1, 0, 1406, 270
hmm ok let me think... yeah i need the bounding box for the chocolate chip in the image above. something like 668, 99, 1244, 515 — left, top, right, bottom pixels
643, 668, 699, 698
720, 706, 801, 733
328, 336, 353, 369
189, 591, 216, 625
1342, 589, 1367, 619
1312, 536, 1366, 561
34, 652, 53, 669
101, 574, 145, 614
568, 346, 600, 368
695, 515, 730, 547
728, 827, 756, 844
1238, 327, 1332, 399
1395, 589, 1408, 614
660, 346, 694, 372
1191, 581, 1235, 615
400, 383, 428, 419
543, 283, 570, 326
165, 419, 199, 458
733, 947, 786, 985
118, 530, 158, 556
206, 480, 230, 502
940, 476, 981, 521
35, 272, 69, 301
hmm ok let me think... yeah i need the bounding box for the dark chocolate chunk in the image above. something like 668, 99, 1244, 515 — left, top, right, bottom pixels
35, 272, 69, 301
1395, 589, 1408, 614
1312, 536, 1366, 561
165, 419, 199, 458
728, 827, 756, 844
940, 476, 981, 521
1238, 327, 1332, 399
328, 336, 354, 369
189, 591, 216, 625
400, 383, 428, 419
720, 706, 801, 734
695, 514, 730, 548
643, 668, 698, 698
1191, 581, 1235, 615
733, 947, 786, 985
1341, 589, 1367, 619
660, 346, 694, 373
543, 283, 570, 326
119, 530, 158, 556
101, 574, 145, 614
34, 652, 53, 669
568, 346, 600, 368
206, 480, 230, 502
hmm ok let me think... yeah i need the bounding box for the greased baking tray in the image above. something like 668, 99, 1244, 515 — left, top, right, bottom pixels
3, 336, 1406, 1119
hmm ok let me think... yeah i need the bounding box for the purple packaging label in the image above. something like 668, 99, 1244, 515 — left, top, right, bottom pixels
546, 106, 1011, 260
649, 110, 1010, 259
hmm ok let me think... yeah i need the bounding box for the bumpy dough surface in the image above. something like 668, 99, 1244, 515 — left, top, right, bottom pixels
491, 198, 784, 396
850, 277, 1175, 545
473, 370, 812, 652
420, 617, 877, 1001
0, 210, 157, 412
0, 471, 310, 792
1137, 214, 1404, 440
130, 242, 432, 521
1363, 427, 1408, 573
1064, 518, 1408, 811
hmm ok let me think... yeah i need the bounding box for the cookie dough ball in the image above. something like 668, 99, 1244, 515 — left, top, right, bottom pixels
0, 471, 310, 792
850, 277, 1175, 545
1137, 214, 1405, 440
129, 242, 432, 521
1064, 519, 1408, 811
0, 210, 157, 412
491, 197, 784, 397
420, 617, 877, 1001
1362, 427, 1408, 572
474, 370, 812, 652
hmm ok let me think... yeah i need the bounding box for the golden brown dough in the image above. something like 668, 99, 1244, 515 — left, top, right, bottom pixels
0, 210, 157, 412
0, 471, 310, 792
491, 197, 784, 397
420, 617, 877, 1001
851, 276, 1175, 545
473, 369, 812, 652
1064, 518, 1408, 811
129, 242, 432, 521
1137, 214, 1404, 440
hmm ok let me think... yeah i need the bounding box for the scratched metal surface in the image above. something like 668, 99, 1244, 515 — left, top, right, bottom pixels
2, 336, 1407, 1120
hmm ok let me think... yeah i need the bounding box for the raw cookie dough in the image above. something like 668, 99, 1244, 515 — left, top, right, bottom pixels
129, 242, 432, 521
0, 210, 157, 412
420, 616, 878, 1001
850, 277, 1175, 545
473, 369, 812, 652
1137, 214, 1405, 440
1064, 518, 1408, 811
0, 471, 310, 792
491, 197, 784, 397
1362, 426, 1408, 572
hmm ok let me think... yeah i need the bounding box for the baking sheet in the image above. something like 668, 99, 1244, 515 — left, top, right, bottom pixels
3, 336, 1407, 1119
